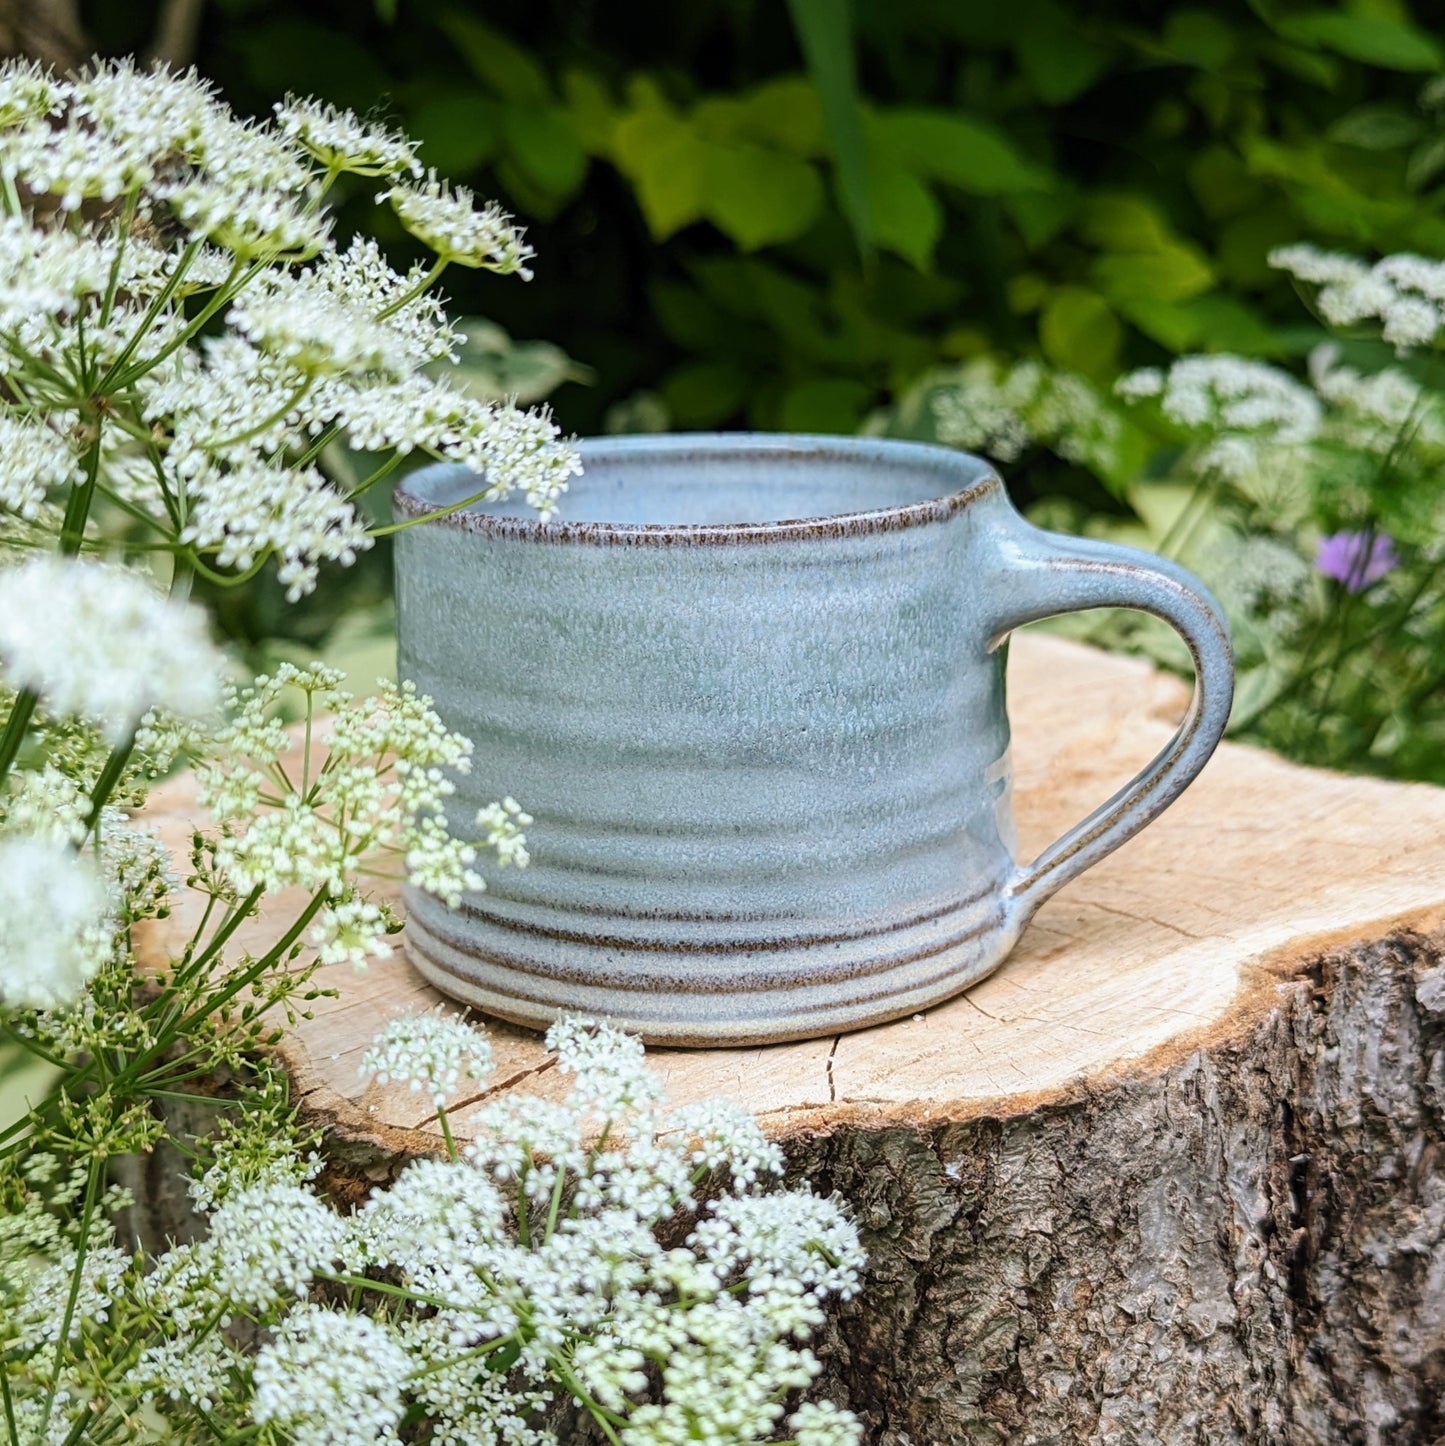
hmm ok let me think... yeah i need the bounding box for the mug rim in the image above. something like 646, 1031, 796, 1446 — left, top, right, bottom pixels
393, 432, 1000, 547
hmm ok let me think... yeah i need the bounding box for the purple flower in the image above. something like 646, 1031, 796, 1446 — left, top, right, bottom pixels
1314, 530, 1400, 593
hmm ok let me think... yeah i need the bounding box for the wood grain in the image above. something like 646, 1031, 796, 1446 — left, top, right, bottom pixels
140, 632, 1445, 1153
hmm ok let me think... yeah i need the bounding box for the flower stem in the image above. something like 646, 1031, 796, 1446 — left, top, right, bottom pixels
83, 733, 137, 835
0, 687, 38, 782
36, 1156, 102, 1443
375, 257, 448, 320
437, 1103, 458, 1162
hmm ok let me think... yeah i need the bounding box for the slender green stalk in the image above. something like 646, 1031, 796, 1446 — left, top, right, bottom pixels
35, 1157, 103, 1444
436, 1103, 459, 1162
83, 734, 137, 835
109, 256, 269, 392
93, 241, 207, 393
550, 1359, 626, 1444
2, 1353, 20, 1446
369, 484, 513, 538
59, 429, 104, 557
0, 687, 38, 781
375, 257, 448, 319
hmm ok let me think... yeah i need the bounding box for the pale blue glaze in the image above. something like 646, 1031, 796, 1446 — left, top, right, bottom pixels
393, 434, 1233, 1045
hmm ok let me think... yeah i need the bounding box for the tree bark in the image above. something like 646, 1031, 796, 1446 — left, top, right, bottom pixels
795, 929, 1445, 1445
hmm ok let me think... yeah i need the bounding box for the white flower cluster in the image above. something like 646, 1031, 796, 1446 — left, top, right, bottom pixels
114, 1015, 863, 1442
4, 1015, 863, 1443
252, 1307, 413, 1446
1116, 333, 1445, 511
931, 357, 1122, 471
1271, 243, 1445, 351
1308, 343, 1445, 461
360, 1009, 495, 1108
0, 58, 578, 600
274, 96, 421, 179
0, 836, 108, 1009
0, 556, 222, 742
1117, 355, 1323, 480
194, 666, 522, 966
387, 172, 537, 275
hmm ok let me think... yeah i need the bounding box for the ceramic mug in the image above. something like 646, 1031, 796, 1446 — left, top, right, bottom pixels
393, 434, 1232, 1046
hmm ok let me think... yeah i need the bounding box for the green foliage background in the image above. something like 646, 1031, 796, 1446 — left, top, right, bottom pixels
79, 0, 1445, 679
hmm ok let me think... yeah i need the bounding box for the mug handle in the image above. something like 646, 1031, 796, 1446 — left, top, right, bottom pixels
985, 518, 1234, 921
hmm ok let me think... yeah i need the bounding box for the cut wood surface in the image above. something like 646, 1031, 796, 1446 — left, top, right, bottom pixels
141, 631, 1445, 1152
139, 632, 1445, 1443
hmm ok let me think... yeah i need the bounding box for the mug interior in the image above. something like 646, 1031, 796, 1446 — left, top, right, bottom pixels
401, 432, 995, 529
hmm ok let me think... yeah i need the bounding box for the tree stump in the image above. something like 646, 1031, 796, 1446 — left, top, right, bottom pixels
141, 634, 1445, 1445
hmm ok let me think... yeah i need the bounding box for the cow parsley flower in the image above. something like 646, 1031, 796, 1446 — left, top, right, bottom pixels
0, 216, 116, 333
165, 175, 331, 259
274, 96, 420, 178
10, 1240, 129, 1350
932, 357, 1121, 472
351, 1156, 509, 1278
0, 557, 222, 740
177, 457, 372, 600
360, 1010, 495, 1108
0, 59, 62, 128
667, 1098, 785, 1189
0, 414, 79, 518
337, 373, 579, 519
1116, 355, 1322, 478
478, 797, 533, 867
252, 1307, 412, 1446
229, 241, 457, 376
0, 836, 109, 1010
547, 1016, 663, 1116
128, 1333, 238, 1412
790, 1400, 865, 1445
199, 1178, 347, 1311
388, 173, 535, 274
1271, 244, 1445, 351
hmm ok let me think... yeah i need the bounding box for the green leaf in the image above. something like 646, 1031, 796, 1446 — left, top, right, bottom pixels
1004, 190, 1076, 249
501, 104, 588, 198
661, 361, 750, 427
439, 320, 593, 405
1080, 193, 1173, 251
437, 11, 551, 102
863, 150, 942, 270
1407, 133, 1445, 191
1161, 9, 1237, 68
650, 281, 734, 350
778, 377, 874, 433
612, 108, 708, 239
701, 144, 825, 250
1328, 104, 1423, 150
560, 68, 617, 155
408, 95, 498, 177
1276, 11, 1444, 71
1093, 243, 1214, 303
871, 108, 1053, 195
1114, 293, 1277, 353
786, 0, 874, 256
734, 77, 828, 156
1012, 0, 1112, 103
1038, 287, 1121, 376
1187, 145, 1264, 219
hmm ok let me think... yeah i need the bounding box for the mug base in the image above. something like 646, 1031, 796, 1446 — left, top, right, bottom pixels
401, 888, 1026, 1047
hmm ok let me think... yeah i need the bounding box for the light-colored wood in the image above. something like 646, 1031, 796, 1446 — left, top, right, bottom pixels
140, 631, 1445, 1156
136, 634, 1445, 1442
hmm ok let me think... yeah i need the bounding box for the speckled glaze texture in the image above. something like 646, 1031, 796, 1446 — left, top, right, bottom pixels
393, 434, 1233, 1046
